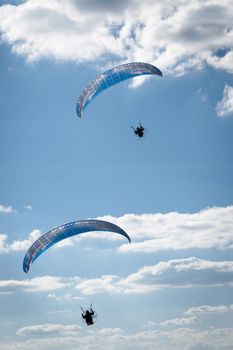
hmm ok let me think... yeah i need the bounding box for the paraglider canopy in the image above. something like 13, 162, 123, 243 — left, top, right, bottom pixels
23, 219, 131, 273
76, 62, 162, 118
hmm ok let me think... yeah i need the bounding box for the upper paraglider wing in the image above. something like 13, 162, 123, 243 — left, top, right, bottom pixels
76, 62, 162, 118
23, 220, 131, 273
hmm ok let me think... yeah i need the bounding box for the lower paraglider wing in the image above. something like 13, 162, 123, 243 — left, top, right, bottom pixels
23, 219, 131, 273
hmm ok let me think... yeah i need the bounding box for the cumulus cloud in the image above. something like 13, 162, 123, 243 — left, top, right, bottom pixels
4, 326, 233, 350
185, 304, 233, 314
0, 0, 233, 77
16, 323, 81, 336
161, 316, 200, 326
0, 204, 16, 214
115, 206, 233, 253
116, 327, 233, 350
216, 84, 233, 117
47, 292, 83, 301
75, 274, 122, 295
0, 276, 68, 293
2, 257, 233, 296
96, 327, 123, 336
75, 257, 233, 295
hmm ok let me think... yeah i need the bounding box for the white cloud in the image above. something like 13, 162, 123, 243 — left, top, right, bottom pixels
161, 316, 200, 326
0, 0, 233, 77
207, 49, 233, 74
114, 206, 233, 253
0, 276, 68, 293
185, 304, 233, 314
0, 204, 16, 214
47, 292, 83, 301
75, 257, 233, 295
1, 326, 232, 350
75, 274, 122, 295
216, 84, 233, 117
16, 323, 81, 336
2, 257, 233, 296
96, 327, 123, 336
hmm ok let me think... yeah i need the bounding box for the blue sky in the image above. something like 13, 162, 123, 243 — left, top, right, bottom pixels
0, 1, 233, 349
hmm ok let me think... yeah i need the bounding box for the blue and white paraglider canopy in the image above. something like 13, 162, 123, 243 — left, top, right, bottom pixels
23, 219, 131, 273
76, 62, 162, 118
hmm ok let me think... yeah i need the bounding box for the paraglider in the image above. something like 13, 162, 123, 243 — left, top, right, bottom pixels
81, 305, 97, 326
76, 62, 162, 118
132, 123, 145, 138
23, 219, 131, 273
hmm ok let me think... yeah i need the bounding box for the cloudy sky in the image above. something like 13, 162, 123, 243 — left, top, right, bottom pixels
0, 0, 233, 349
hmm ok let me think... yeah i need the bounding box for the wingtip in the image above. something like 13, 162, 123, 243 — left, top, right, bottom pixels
23, 266, 28, 273
158, 69, 163, 77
